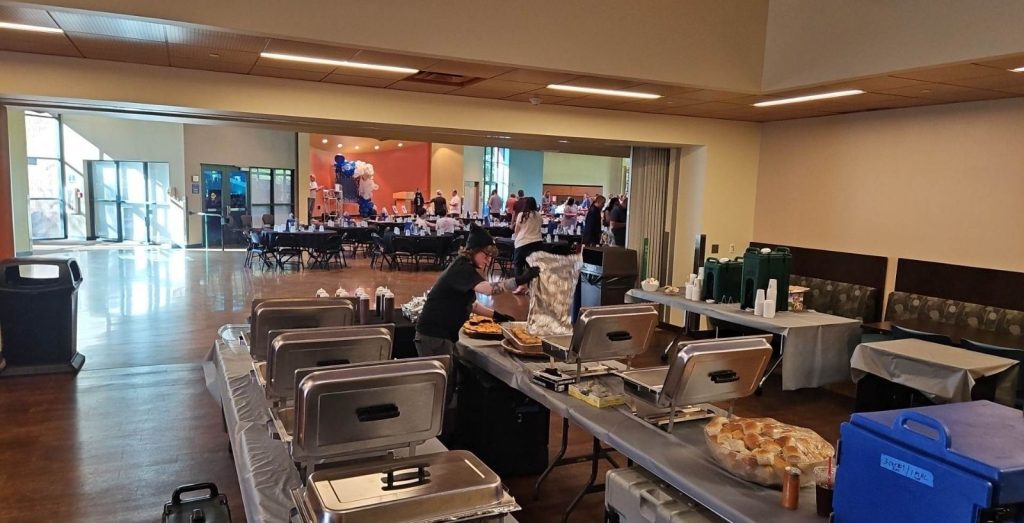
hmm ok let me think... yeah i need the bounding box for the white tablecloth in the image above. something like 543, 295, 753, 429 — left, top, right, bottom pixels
627, 288, 862, 390
850, 339, 1019, 405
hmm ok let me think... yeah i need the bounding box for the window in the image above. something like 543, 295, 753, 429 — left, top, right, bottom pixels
250, 167, 293, 224
25, 112, 65, 240
482, 147, 509, 212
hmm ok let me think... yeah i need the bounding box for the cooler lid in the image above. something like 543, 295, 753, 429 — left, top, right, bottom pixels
851, 401, 1024, 483
296, 450, 518, 523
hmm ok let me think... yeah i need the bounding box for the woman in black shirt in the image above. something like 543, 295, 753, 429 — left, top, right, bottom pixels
609, 197, 627, 247
581, 194, 606, 246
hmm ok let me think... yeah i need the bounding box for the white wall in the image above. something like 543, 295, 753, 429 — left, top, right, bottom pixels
182, 124, 297, 244
541, 151, 623, 196
6, 108, 30, 254
755, 97, 1024, 295
429, 143, 464, 204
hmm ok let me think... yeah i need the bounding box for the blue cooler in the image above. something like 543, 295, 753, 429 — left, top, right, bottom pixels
834, 401, 1024, 523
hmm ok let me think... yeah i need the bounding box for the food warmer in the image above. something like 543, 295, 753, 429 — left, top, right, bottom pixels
615, 335, 772, 430
285, 359, 519, 523
247, 299, 355, 361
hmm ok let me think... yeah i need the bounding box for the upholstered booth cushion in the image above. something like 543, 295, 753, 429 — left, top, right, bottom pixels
791, 275, 878, 322
885, 291, 1024, 340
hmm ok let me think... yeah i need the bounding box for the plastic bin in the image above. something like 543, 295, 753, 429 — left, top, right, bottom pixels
578, 246, 638, 311
0, 258, 84, 376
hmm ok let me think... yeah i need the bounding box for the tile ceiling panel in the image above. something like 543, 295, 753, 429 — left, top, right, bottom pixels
940, 71, 1024, 91
892, 63, 1009, 83
425, 60, 513, 79
169, 56, 253, 74
664, 101, 747, 115
671, 89, 748, 102
69, 33, 169, 66
322, 73, 397, 88
388, 80, 460, 93
165, 26, 268, 53
168, 44, 258, 65
975, 55, 1024, 70
0, 32, 80, 57
622, 83, 700, 97
493, 69, 581, 85
606, 101, 692, 113
351, 49, 438, 70
249, 64, 329, 81
560, 76, 643, 90
0, 5, 59, 27
880, 83, 1013, 101
450, 79, 543, 98
50, 11, 166, 41
503, 92, 573, 104
555, 97, 625, 108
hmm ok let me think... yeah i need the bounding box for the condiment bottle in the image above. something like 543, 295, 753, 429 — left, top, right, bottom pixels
781, 466, 800, 510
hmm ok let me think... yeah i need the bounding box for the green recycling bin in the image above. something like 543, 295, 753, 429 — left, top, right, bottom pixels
0, 258, 84, 376
739, 247, 792, 311
702, 257, 744, 304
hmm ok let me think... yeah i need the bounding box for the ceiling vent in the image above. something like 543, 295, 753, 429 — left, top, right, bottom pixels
407, 71, 482, 87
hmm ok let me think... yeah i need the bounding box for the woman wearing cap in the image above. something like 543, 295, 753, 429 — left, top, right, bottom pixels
415, 225, 540, 359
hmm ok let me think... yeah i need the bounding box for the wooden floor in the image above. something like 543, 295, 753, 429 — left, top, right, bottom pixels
0, 247, 853, 522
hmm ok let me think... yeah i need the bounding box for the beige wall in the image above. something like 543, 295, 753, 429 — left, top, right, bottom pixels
6, 108, 29, 254
429, 144, 464, 203
463, 147, 483, 183
763, 0, 1024, 90
30, 0, 769, 92
182, 124, 297, 244
755, 97, 1024, 295
541, 152, 623, 196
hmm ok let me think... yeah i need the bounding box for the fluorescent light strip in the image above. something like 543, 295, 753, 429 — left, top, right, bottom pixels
753, 89, 865, 107
547, 84, 661, 99
260, 52, 418, 74
0, 21, 64, 34
1011, 66, 1024, 73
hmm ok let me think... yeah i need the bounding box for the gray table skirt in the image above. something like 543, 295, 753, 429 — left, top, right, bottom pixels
456, 336, 821, 523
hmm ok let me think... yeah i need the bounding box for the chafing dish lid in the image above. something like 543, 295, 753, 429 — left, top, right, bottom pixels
293, 356, 452, 395
294, 360, 447, 456
266, 328, 394, 401
569, 304, 658, 362
656, 334, 772, 407
296, 450, 517, 523
250, 302, 355, 360
251, 296, 359, 322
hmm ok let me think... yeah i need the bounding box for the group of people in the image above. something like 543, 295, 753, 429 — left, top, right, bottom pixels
413, 188, 462, 217
488, 188, 628, 248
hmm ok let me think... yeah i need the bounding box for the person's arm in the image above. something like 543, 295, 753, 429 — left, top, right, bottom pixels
472, 266, 540, 296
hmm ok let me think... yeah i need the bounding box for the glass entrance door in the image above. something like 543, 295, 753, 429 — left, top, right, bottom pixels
88, 160, 171, 243
201, 165, 248, 248
119, 161, 149, 243
90, 161, 121, 241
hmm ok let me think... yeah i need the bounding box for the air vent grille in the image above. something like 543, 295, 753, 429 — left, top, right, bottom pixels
407, 71, 482, 87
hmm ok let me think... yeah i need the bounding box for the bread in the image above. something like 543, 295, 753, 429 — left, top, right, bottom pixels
703, 415, 834, 488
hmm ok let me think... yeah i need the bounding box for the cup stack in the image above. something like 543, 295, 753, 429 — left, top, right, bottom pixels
763, 299, 777, 319
754, 289, 766, 316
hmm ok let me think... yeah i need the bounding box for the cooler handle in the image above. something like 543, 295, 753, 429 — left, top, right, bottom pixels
171, 483, 219, 505
893, 411, 951, 450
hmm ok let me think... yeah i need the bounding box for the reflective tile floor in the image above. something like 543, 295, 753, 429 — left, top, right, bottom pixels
0, 246, 852, 522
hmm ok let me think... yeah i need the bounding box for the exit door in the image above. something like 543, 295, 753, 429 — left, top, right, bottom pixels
202, 165, 248, 248
88, 160, 171, 244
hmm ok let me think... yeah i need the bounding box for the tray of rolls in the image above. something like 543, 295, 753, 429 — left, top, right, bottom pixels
461, 314, 504, 339
703, 415, 834, 488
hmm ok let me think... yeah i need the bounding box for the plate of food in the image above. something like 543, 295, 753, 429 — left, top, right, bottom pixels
462, 314, 504, 339
500, 321, 543, 352
500, 338, 547, 358
661, 285, 681, 295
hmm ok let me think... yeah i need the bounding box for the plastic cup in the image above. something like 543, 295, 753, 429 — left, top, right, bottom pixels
813, 465, 834, 518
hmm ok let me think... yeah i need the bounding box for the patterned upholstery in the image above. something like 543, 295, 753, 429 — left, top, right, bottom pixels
791, 275, 878, 322
885, 291, 1024, 340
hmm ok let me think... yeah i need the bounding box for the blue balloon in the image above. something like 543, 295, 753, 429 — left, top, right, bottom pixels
333, 154, 346, 165
341, 161, 356, 177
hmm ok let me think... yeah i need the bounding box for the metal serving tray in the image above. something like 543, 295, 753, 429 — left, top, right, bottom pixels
291, 450, 519, 523
499, 321, 542, 353
284, 360, 448, 463
617, 335, 772, 409
263, 327, 394, 402
249, 301, 355, 361
542, 304, 658, 363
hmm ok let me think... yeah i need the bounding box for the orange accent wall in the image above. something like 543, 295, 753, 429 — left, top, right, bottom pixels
309, 143, 430, 214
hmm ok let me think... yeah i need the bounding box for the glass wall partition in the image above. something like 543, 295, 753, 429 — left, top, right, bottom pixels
26, 112, 66, 239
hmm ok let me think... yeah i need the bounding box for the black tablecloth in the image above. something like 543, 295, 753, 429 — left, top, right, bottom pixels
259, 230, 337, 250
495, 237, 573, 255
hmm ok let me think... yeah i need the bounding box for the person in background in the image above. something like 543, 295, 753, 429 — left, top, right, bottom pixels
513, 189, 526, 215
512, 197, 543, 294
436, 214, 458, 235
488, 189, 502, 216
603, 197, 618, 229
505, 192, 518, 216
413, 187, 425, 215
609, 196, 628, 246
415, 208, 434, 230
449, 189, 462, 216
560, 197, 579, 230
580, 192, 592, 210
308, 174, 318, 221
541, 191, 553, 214
581, 194, 605, 246
431, 190, 448, 216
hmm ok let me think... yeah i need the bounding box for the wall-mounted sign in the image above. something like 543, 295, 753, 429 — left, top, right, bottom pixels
191, 183, 200, 194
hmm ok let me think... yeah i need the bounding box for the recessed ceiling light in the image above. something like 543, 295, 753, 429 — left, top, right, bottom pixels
0, 21, 64, 34
260, 52, 419, 74
1011, 66, 1024, 73
397, 143, 404, 147
373, 145, 380, 150
546, 84, 661, 99
354, 145, 360, 150
557, 140, 569, 143
752, 89, 865, 107
336, 143, 343, 148
321, 138, 329, 144
208, 53, 220, 59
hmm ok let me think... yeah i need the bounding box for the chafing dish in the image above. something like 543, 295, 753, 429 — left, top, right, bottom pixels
255, 324, 396, 389
616, 335, 772, 430
249, 299, 355, 361
286, 358, 519, 523
498, 321, 542, 353
541, 304, 658, 364
258, 326, 394, 404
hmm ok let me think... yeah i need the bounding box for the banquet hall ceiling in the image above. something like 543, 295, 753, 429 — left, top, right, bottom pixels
1, 3, 1023, 123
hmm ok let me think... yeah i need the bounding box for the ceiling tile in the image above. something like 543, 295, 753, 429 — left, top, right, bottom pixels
503, 92, 573, 104
351, 49, 438, 70
424, 60, 512, 79
388, 80, 460, 93
50, 11, 166, 41
449, 79, 543, 98
938, 71, 1024, 90
169, 56, 252, 74
168, 44, 258, 65
880, 82, 1014, 101
0, 31, 80, 57
165, 26, 268, 53
322, 73, 397, 88
0, 5, 59, 28
975, 54, 1024, 71
623, 83, 701, 97
69, 33, 169, 66
842, 75, 931, 92
559, 76, 643, 90
492, 69, 580, 85
605, 102, 682, 113
663, 101, 747, 115
671, 89, 748, 102
532, 86, 587, 99
555, 97, 627, 108
892, 63, 1008, 83
249, 64, 329, 81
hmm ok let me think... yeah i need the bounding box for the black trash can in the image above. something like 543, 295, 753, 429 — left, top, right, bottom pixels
0, 258, 84, 376
574, 247, 638, 321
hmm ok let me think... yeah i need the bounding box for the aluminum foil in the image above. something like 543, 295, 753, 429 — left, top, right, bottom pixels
525, 252, 582, 336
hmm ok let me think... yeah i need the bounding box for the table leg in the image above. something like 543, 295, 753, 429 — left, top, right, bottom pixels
757, 333, 786, 393
534, 418, 620, 504
562, 436, 610, 523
